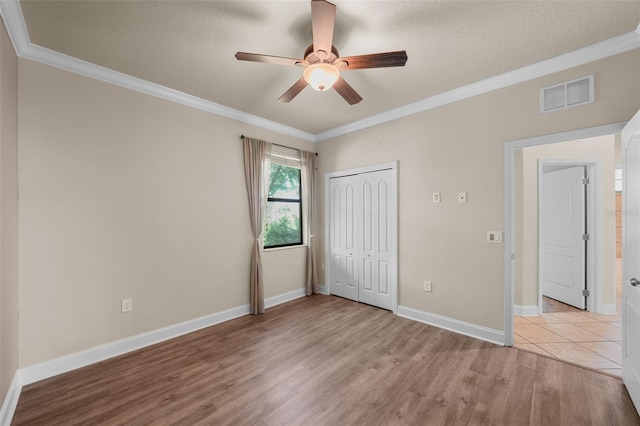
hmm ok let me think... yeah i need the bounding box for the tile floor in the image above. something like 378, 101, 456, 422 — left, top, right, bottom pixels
514, 259, 623, 376
514, 311, 622, 376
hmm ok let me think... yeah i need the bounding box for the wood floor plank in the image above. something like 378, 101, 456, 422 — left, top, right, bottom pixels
11, 295, 640, 425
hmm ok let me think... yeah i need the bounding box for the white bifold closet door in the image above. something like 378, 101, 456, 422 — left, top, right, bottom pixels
329, 168, 394, 310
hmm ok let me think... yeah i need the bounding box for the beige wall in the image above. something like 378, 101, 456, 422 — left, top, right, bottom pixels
317, 50, 640, 331
0, 19, 18, 399
515, 135, 616, 309
17, 59, 315, 367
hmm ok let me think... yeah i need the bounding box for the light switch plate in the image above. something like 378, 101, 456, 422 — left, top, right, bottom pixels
487, 231, 502, 243
458, 192, 467, 203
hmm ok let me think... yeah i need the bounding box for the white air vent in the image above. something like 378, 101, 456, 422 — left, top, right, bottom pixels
540, 75, 594, 113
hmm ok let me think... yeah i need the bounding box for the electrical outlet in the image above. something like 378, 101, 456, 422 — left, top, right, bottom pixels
121, 298, 132, 313
423, 280, 432, 292
432, 192, 441, 203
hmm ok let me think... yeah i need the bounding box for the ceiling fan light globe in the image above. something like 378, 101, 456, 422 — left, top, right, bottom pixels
303, 63, 340, 92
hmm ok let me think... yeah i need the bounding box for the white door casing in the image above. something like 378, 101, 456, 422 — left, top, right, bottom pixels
622, 109, 640, 414
325, 162, 398, 313
540, 166, 587, 310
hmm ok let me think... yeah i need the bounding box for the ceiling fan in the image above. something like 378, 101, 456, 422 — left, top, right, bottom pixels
235, 0, 408, 105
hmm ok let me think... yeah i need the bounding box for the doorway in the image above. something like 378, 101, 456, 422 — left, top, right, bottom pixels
505, 126, 623, 375
515, 143, 613, 317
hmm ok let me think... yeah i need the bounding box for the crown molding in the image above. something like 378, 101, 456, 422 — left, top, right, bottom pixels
24, 44, 318, 142
0, 1, 638, 144
0, 0, 28, 55
316, 28, 640, 142
0, 0, 317, 143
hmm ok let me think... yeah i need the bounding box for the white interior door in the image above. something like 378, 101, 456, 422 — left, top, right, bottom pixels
357, 170, 393, 310
622, 109, 640, 414
540, 166, 586, 309
329, 176, 358, 301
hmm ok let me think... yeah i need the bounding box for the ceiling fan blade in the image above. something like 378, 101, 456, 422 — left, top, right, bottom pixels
277, 77, 308, 103
333, 77, 362, 105
235, 52, 305, 67
337, 51, 408, 70
311, 0, 336, 54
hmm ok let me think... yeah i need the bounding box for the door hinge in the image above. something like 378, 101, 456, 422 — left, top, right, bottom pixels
582, 177, 589, 185
583, 289, 590, 297
582, 233, 590, 241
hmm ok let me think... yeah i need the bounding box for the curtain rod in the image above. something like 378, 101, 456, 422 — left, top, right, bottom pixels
241, 135, 318, 156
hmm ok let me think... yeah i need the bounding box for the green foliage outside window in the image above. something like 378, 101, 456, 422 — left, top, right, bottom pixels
264, 164, 302, 248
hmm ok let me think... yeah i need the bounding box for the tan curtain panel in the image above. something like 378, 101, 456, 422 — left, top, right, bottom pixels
301, 151, 318, 295
242, 137, 271, 314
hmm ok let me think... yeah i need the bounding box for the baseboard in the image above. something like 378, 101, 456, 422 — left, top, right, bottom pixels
19, 288, 306, 387
265, 287, 306, 308
513, 304, 540, 316
318, 284, 328, 295
19, 303, 251, 386
397, 305, 505, 346
513, 303, 616, 316
0, 372, 22, 426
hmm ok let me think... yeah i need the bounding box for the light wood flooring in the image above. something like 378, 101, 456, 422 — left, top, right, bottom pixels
13, 295, 640, 425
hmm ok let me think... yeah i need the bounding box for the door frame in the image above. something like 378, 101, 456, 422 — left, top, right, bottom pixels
537, 160, 602, 314
324, 161, 399, 314
504, 122, 625, 346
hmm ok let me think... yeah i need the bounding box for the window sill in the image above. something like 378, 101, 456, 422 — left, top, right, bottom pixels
263, 244, 307, 253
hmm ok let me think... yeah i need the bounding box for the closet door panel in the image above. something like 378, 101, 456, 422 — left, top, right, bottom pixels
358, 170, 392, 310
362, 257, 374, 291
362, 180, 373, 252
329, 177, 358, 301
378, 261, 390, 295
377, 175, 393, 300
378, 178, 390, 255
359, 177, 375, 295
344, 182, 358, 294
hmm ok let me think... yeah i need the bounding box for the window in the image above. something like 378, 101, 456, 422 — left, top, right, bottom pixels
264, 148, 302, 249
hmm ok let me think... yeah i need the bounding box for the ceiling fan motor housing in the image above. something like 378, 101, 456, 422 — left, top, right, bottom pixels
304, 44, 340, 65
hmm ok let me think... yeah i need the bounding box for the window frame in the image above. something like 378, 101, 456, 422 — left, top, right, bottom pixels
263, 162, 303, 250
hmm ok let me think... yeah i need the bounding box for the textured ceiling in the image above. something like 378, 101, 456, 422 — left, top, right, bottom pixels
20, 1, 640, 135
